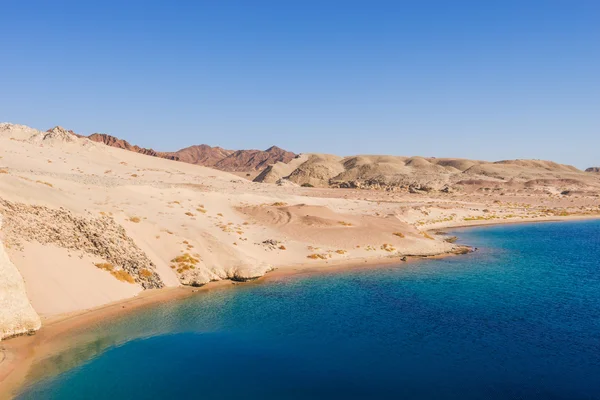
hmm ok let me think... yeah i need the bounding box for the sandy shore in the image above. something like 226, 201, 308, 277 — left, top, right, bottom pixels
2, 214, 599, 398
0, 245, 462, 398
0, 283, 233, 399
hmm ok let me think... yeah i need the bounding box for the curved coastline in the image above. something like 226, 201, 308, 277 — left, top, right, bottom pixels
1, 215, 600, 399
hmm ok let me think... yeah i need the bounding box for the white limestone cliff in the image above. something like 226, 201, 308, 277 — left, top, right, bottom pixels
0, 215, 41, 341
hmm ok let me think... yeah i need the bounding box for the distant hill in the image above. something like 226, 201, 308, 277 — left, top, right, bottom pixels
84, 132, 296, 172
42, 126, 600, 195
214, 146, 296, 172
255, 154, 599, 194
87, 133, 176, 159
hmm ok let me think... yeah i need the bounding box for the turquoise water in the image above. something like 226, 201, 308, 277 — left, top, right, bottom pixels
17, 220, 600, 399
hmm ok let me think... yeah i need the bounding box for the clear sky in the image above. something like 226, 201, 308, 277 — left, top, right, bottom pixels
1, 0, 598, 168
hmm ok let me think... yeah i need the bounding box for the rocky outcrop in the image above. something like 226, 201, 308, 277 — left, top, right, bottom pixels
0, 123, 43, 141
87, 133, 177, 159
172, 144, 233, 166
0, 215, 41, 340
45, 126, 78, 140
85, 132, 295, 172
254, 154, 309, 184
0, 124, 80, 146
215, 146, 296, 172
27, 126, 79, 145
586, 167, 600, 173
0, 199, 163, 289
283, 154, 345, 187
256, 154, 599, 193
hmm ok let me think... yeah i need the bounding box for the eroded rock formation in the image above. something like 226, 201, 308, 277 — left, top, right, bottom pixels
0, 199, 163, 289
0, 215, 41, 340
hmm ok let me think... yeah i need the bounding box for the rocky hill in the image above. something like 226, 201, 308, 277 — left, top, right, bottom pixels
31, 126, 600, 196
214, 146, 296, 172
171, 144, 233, 166
255, 154, 600, 195
87, 133, 176, 159
84, 131, 295, 172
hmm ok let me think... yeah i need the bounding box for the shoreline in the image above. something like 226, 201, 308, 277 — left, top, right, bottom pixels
428, 214, 600, 231
1, 214, 599, 398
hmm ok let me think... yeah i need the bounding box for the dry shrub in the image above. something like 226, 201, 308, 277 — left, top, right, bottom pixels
271, 202, 287, 207
185, 212, 195, 217
95, 262, 114, 271
381, 243, 396, 252
129, 216, 141, 223
95, 263, 136, 284
279, 245, 287, 250
335, 249, 347, 254
0, 169, 8, 174
338, 221, 353, 226
139, 269, 154, 278
307, 253, 328, 260
112, 270, 136, 284
171, 253, 200, 274
171, 253, 200, 264
392, 232, 405, 238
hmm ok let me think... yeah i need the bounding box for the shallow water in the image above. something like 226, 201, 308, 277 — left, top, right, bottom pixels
17, 220, 600, 399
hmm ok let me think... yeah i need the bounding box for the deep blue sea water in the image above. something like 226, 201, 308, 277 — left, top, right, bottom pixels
16, 220, 600, 399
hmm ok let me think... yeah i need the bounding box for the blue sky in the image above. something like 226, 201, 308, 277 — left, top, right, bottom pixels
1, 0, 598, 168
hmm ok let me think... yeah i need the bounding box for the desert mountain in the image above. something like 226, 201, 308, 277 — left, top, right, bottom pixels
171, 144, 233, 166
255, 154, 600, 195
84, 131, 295, 172
214, 146, 296, 172
87, 133, 175, 159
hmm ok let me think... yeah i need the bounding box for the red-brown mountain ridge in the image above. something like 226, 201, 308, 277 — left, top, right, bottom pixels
81, 132, 296, 172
